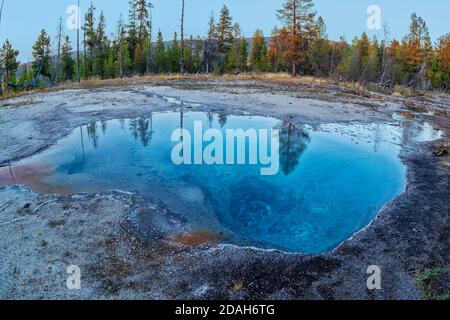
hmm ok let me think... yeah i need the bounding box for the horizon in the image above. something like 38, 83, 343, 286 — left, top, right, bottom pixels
1, 0, 450, 62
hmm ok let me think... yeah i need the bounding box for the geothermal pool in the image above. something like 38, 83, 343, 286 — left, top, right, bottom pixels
1, 112, 413, 253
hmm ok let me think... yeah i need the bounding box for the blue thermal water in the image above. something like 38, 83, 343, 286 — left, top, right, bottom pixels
13, 112, 407, 253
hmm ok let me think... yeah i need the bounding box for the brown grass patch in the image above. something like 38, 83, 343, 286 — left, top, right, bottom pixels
397, 111, 416, 119
170, 230, 223, 247
405, 102, 428, 113
230, 280, 244, 294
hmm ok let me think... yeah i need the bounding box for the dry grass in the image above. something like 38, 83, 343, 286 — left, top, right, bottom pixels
169, 230, 223, 247
0, 73, 340, 102
405, 101, 428, 113
0, 73, 442, 103
230, 280, 244, 294
397, 111, 417, 119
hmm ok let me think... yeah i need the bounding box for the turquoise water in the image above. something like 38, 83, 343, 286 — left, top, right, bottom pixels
9, 112, 407, 253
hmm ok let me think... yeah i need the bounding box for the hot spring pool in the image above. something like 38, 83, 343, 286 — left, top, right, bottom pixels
1, 111, 412, 253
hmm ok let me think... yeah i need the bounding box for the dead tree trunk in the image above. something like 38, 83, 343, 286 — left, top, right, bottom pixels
77, 0, 81, 82
179, 0, 185, 76
119, 24, 124, 78
83, 31, 87, 79
146, 4, 154, 74
54, 16, 63, 84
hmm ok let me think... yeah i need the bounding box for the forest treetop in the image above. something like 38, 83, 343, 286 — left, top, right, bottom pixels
0, 0, 449, 94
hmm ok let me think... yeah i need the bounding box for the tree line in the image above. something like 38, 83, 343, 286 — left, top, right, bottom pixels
0, 0, 449, 95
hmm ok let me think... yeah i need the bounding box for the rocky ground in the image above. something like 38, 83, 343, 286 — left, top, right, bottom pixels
0, 78, 448, 300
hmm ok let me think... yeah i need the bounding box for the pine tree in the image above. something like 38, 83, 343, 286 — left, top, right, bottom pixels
366, 37, 381, 82
0, 39, 19, 91
61, 35, 75, 81
167, 32, 180, 73
133, 0, 151, 73
238, 37, 248, 72
136, 0, 150, 43
267, 27, 282, 72
355, 32, 371, 79
250, 29, 268, 72
276, 0, 317, 76
95, 11, 109, 77
217, 5, 234, 54
32, 29, 52, 78
437, 33, 450, 71
428, 33, 450, 90
316, 16, 326, 40
152, 30, 166, 73
127, 0, 138, 70
306, 16, 330, 76
83, 2, 96, 77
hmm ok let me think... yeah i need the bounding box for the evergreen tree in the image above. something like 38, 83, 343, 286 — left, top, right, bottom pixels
238, 37, 248, 72
277, 0, 317, 76
250, 29, 269, 72
428, 33, 450, 90
167, 32, 180, 73
366, 37, 381, 82
217, 5, 234, 55
224, 23, 241, 73
32, 29, 52, 78
127, 0, 138, 69
83, 2, 96, 77
437, 33, 450, 71
95, 11, 109, 77
60, 35, 75, 81
306, 17, 330, 76
0, 39, 20, 91
136, 0, 150, 42
355, 32, 371, 79
152, 30, 166, 73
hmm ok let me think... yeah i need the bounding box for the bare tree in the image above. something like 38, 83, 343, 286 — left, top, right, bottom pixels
54, 16, 63, 83
179, 0, 185, 75
77, 0, 81, 82
117, 16, 124, 78
379, 23, 390, 85
146, 2, 154, 74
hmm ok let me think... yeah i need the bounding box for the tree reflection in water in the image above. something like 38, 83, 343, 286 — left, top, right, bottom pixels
207, 111, 215, 128
279, 120, 310, 176
86, 122, 99, 149
129, 114, 154, 147
218, 112, 227, 128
